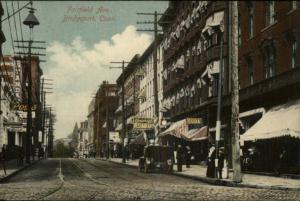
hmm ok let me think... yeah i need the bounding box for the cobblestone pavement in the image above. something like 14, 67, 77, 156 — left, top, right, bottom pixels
0, 158, 299, 200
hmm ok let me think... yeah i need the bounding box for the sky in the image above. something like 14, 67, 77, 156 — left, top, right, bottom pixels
2, 1, 168, 139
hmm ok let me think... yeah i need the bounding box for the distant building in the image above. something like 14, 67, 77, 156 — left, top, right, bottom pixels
87, 98, 95, 153
94, 81, 118, 157
77, 120, 88, 157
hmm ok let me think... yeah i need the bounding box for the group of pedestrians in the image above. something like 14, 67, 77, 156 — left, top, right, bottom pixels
206, 145, 226, 179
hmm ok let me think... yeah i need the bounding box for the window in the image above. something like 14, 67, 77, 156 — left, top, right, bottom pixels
264, 46, 276, 78
266, 1, 276, 26
248, 58, 254, 85
290, 1, 297, 10
292, 39, 297, 68
238, 14, 241, 46
249, 3, 254, 38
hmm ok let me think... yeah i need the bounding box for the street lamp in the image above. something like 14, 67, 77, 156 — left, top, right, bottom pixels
23, 7, 39, 164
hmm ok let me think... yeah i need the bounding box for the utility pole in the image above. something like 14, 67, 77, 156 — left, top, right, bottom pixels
230, 1, 242, 183
215, 27, 224, 178
136, 11, 163, 143
110, 61, 130, 163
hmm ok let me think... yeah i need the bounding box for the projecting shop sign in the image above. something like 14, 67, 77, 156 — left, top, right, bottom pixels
133, 117, 154, 130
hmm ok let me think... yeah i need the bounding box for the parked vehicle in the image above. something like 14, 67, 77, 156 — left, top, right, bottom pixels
138, 145, 173, 174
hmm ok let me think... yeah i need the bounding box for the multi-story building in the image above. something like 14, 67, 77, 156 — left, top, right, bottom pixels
158, 1, 299, 173
115, 55, 142, 146
137, 35, 164, 143
0, 56, 23, 150
158, 1, 227, 162
236, 1, 300, 173
94, 81, 118, 157
87, 98, 95, 153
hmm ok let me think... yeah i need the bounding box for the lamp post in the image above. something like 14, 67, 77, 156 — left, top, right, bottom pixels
23, 7, 39, 164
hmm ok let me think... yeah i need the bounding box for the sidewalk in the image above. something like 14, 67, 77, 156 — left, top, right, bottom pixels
0, 159, 37, 182
103, 157, 300, 191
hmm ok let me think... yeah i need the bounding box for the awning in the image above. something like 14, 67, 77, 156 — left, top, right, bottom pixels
181, 126, 208, 141
159, 119, 186, 138
202, 11, 224, 35
240, 99, 300, 142
130, 133, 146, 145
127, 116, 134, 124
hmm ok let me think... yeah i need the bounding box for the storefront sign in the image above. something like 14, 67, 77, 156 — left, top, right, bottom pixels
11, 103, 37, 111
133, 117, 154, 130
186, 117, 202, 125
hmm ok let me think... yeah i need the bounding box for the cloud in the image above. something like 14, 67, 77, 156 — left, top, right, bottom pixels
45, 25, 152, 139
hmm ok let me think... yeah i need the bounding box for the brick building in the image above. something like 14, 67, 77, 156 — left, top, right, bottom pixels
236, 1, 300, 173
94, 81, 118, 157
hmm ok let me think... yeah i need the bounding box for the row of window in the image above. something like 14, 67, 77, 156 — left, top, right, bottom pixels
238, 1, 298, 45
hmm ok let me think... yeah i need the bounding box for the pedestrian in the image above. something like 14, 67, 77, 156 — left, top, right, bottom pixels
218, 147, 225, 179
206, 145, 216, 178
275, 147, 288, 176
1, 145, 7, 175
176, 144, 183, 172
185, 145, 192, 168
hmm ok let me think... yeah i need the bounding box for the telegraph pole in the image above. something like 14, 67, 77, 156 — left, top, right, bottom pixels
110, 60, 129, 163
230, 1, 242, 182
136, 11, 163, 143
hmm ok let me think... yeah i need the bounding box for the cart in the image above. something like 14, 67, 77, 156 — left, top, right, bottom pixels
138, 145, 174, 174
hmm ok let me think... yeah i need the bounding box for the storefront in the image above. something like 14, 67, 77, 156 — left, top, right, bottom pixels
159, 117, 208, 164
240, 99, 300, 174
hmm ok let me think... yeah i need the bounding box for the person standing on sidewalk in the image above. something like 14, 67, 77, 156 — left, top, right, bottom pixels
185, 145, 192, 168
218, 147, 225, 179
206, 145, 216, 178
1, 145, 7, 175
176, 145, 183, 172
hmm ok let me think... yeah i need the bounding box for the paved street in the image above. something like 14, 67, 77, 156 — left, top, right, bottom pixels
0, 159, 298, 200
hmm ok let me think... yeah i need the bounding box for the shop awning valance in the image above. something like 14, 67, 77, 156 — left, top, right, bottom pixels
240, 99, 300, 142
159, 119, 186, 138
181, 126, 208, 141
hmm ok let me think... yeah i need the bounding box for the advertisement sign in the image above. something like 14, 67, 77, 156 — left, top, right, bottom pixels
133, 117, 154, 130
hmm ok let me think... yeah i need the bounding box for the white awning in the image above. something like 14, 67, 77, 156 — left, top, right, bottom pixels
127, 116, 134, 124
202, 11, 224, 35
240, 99, 300, 142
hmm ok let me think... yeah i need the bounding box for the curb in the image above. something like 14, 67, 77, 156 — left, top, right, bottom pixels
101, 159, 300, 191
173, 172, 300, 191
0, 160, 40, 183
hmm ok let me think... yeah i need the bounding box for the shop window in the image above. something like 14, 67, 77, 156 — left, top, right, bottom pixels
292, 39, 297, 68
